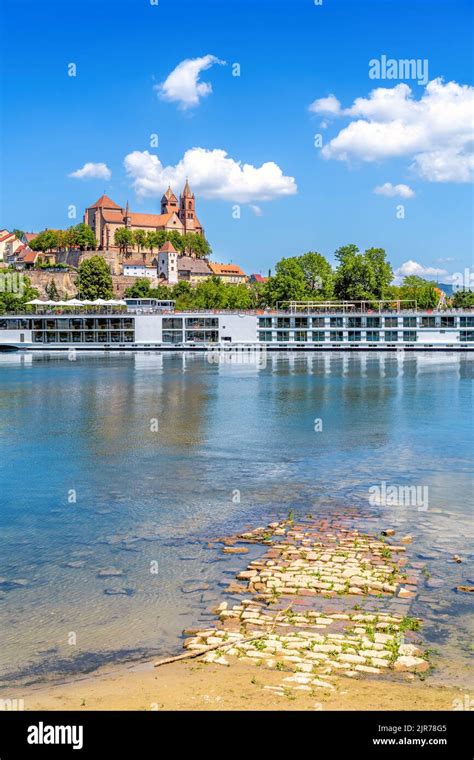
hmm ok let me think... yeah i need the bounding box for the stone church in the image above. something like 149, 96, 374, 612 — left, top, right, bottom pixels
84, 180, 204, 250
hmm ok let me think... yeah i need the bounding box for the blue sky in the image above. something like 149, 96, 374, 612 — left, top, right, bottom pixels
1, 0, 473, 281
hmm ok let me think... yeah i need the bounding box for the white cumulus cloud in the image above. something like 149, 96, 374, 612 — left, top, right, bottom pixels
68, 162, 111, 180
155, 54, 225, 109
309, 94, 341, 116
395, 260, 448, 279
310, 79, 474, 183
374, 182, 415, 198
124, 148, 297, 203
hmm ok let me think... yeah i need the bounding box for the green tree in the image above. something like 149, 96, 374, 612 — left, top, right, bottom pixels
146, 231, 159, 255
0, 275, 38, 313
133, 229, 148, 253
297, 251, 334, 298
452, 289, 474, 308
29, 229, 59, 252
153, 230, 168, 250
399, 276, 439, 309
124, 278, 152, 298
333, 244, 393, 302
364, 247, 393, 298
114, 228, 134, 255
263, 257, 308, 306
45, 279, 61, 301
70, 223, 96, 251
182, 233, 211, 258
13, 229, 25, 240
77, 256, 113, 299
167, 230, 186, 253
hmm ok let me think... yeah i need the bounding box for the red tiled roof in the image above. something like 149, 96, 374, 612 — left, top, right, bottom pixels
20, 251, 38, 263
128, 212, 181, 228
0, 232, 15, 242
251, 274, 267, 283
100, 210, 124, 222
89, 194, 122, 210
209, 262, 246, 277
159, 241, 178, 253
24, 232, 38, 242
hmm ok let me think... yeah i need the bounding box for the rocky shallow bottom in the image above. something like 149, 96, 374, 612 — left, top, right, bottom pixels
174, 514, 435, 698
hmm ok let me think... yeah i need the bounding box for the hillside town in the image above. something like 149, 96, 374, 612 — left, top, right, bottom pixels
0, 183, 261, 299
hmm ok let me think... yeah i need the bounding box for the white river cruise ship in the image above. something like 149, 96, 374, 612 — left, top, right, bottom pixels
0, 299, 472, 351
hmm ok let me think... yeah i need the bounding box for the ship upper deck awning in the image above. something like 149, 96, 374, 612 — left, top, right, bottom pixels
26, 298, 128, 313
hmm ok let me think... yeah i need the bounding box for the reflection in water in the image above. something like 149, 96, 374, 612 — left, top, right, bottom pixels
0, 351, 472, 687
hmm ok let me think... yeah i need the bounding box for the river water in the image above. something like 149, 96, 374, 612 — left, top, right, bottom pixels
0, 351, 472, 687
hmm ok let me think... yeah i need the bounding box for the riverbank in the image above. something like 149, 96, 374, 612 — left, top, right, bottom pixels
8, 657, 466, 711
6, 514, 471, 711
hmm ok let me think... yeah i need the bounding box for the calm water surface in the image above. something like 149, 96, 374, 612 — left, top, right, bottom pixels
0, 351, 472, 687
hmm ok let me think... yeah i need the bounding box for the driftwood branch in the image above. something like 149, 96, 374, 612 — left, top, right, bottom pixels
154, 603, 293, 669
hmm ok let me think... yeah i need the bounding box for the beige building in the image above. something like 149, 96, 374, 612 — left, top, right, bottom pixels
84, 181, 204, 251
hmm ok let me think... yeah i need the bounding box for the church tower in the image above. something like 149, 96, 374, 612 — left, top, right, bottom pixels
161, 186, 179, 215
179, 179, 203, 237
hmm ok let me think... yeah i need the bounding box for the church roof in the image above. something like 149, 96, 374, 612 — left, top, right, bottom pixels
89, 194, 122, 210
162, 185, 178, 202
100, 210, 183, 229
181, 178, 194, 198
128, 212, 182, 228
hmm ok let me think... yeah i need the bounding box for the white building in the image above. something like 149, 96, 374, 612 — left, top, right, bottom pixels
122, 261, 158, 280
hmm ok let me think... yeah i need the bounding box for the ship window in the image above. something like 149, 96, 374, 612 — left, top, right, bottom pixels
330, 317, 343, 327
259, 331, 273, 342
403, 331, 417, 342
384, 317, 398, 327
163, 330, 183, 344
460, 317, 474, 327
366, 317, 380, 328
311, 317, 325, 327
366, 331, 380, 342
276, 331, 289, 342
421, 317, 436, 327
164, 318, 183, 329
348, 331, 361, 341
294, 317, 308, 328
440, 316, 455, 327
384, 331, 399, 341
277, 317, 290, 328
329, 331, 344, 342
259, 317, 272, 328
294, 330, 307, 341
403, 317, 417, 327
347, 317, 362, 328
311, 331, 325, 342
460, 331, 474, 341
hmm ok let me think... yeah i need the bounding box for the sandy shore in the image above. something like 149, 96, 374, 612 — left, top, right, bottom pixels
6, 658, 466, 711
